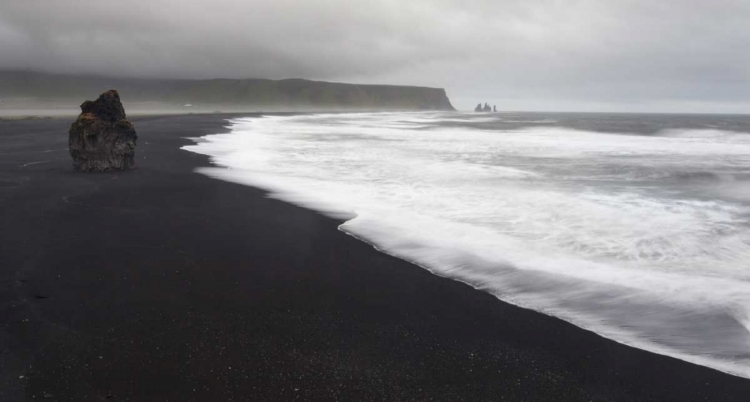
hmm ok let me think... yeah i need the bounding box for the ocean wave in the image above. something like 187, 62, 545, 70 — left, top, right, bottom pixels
656, 128, 750, 139
669, 170, 737, 183
500, 119, 558, 124
183, 112, 750, 379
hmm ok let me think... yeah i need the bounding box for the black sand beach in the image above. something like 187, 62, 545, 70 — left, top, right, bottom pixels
2, 114, 750, 401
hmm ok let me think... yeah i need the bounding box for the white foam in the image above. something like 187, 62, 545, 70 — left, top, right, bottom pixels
183, 112, 750, 378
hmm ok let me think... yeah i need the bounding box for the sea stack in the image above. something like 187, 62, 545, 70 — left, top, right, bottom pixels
68, 90, 137, 171
475, 102, 495, 112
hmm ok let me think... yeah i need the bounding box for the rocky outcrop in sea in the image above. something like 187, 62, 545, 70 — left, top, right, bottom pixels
475, 102, 496, 112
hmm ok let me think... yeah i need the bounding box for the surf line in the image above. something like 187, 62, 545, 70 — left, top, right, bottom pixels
19, 160, 51, 168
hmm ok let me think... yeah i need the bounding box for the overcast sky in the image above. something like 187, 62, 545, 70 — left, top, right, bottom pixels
1, 0, 749, 112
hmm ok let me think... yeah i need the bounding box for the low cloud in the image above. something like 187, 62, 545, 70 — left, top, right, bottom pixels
1, 0, 749, 112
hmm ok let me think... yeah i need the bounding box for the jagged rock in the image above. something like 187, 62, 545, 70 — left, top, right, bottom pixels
475, 102, 498, 112
69, 90, 137, 171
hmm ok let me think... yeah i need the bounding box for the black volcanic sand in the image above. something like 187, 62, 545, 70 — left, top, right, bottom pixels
2, 114, 750, 401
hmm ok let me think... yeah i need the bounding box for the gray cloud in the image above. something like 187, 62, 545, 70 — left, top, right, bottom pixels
1, 0, 749, 112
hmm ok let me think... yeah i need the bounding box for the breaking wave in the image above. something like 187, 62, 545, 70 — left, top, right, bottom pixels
184, 112, 750, 378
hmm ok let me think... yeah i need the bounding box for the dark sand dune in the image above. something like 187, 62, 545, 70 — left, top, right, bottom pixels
2, 115, 750, 401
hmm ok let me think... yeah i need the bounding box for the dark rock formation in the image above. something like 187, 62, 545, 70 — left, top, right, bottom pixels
68, 90, 137, 171
475, 102, 498, 113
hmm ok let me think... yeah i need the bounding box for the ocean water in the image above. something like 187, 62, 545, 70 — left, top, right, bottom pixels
183, 111, 750, 378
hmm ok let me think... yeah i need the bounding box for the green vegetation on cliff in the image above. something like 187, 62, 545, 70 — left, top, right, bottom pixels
0, 71, 454, 111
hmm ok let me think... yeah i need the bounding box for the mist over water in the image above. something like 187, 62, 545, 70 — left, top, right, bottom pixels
184, 112, 750, 378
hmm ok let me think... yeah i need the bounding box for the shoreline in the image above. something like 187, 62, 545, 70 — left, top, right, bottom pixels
2, 114, 750, 400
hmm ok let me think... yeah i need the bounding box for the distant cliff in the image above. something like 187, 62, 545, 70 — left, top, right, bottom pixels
0, 71, 455, 111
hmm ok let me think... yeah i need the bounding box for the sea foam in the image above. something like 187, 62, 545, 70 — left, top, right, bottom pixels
183, 112, 750, 378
